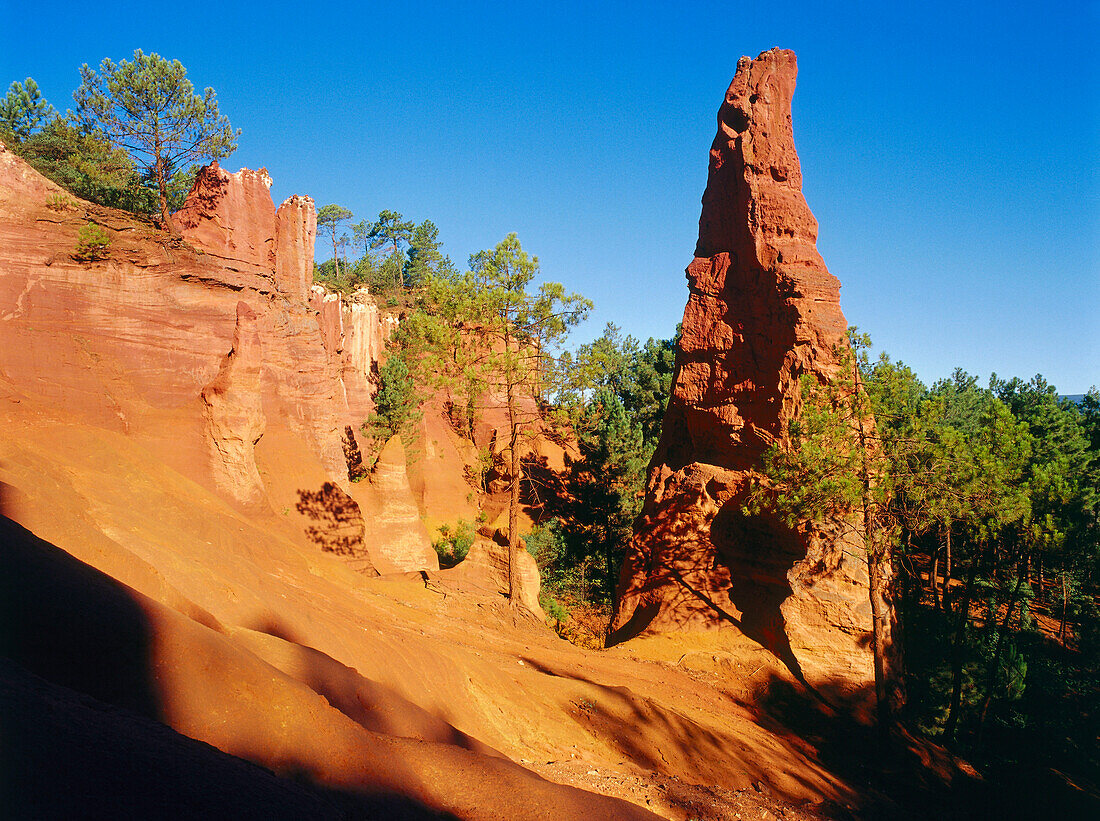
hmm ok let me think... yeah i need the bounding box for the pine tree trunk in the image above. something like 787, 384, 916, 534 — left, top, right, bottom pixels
507, 417, 522, 607
867, 539, 895, 746
931, 546, 941, 610
945, 524, 952, 584
1059, 574, 1068, 643
155, 151, 177, 236
976, 574, 1023, 743
504, 324, 524, 610
849, 355, 900, 744
945, 545, 984, 741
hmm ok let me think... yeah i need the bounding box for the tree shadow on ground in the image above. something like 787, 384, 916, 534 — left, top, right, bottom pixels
522, 651, 986, 819
750, 673, 994, 821
519, 654, 860, 815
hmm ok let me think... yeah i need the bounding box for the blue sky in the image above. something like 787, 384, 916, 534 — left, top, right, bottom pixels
3, 1, 1097, 392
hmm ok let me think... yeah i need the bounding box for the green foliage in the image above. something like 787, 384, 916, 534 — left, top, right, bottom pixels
526, 517, 566, 561
779, 337, 1100, 784
7, 113, 156, 211
368, 210, 414, 278
363, 351, 422, 448
432, 520, 474, 568
368, 210, 414, 251
539, 592, 569, 623
74, 50, 238, 226
0, 78, 56, 139
528, 323, 677, 606
73, 222, 110, 261
404, 219, 455, 287
316, 203, 354, 281
45, 192, 76, 211
559, 387, 646, 600
317, 210, 457, 303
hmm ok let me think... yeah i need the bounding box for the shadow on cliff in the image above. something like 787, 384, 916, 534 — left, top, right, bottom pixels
606, 490, 814, 694
711, 503, 810, 687
0, 510, 456, 819
173, 164, 229, 231
296, 481, 373, 566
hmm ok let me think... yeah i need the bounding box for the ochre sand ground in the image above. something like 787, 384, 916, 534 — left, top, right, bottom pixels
0, 386, 972, 819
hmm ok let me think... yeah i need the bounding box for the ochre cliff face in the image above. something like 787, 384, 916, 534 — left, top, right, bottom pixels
0, 144, 433, 572
309, 284, 398, 422
610, 49, 880, 704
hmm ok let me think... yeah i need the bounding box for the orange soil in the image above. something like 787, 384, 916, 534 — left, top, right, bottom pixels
0, 380, 968, 819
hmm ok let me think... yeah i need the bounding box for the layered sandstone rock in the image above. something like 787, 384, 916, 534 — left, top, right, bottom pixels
0, 144, 417, 570
610, 49, 887, 704
309, 284, 398, 421
274, 195, 317, 302
201, 301, 267, 510
175, 163, 279, 273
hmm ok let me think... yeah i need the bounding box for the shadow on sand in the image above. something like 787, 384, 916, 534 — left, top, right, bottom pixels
0, 497, 455, 819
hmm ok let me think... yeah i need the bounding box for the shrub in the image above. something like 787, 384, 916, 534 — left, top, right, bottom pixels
45, 192, 76, 211
432, 520, 474, 568
73, 222, 109, 261
540, 592, 569, 623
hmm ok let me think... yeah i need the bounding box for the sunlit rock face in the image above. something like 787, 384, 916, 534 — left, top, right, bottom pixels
610, 49, 888, 707
0, 145, 438, 573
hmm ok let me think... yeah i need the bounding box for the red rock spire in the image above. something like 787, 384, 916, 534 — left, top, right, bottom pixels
610, 49, 889, 713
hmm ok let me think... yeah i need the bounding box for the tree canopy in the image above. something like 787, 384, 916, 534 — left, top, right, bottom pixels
317, 204, 354, 281
0, 78, 55, 140
74, 50, 239, 232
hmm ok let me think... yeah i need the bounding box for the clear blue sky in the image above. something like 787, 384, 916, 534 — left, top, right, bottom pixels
3, 1, 1097, 392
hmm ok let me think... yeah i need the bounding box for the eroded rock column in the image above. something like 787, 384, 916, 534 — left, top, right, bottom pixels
610, 49, 889, 706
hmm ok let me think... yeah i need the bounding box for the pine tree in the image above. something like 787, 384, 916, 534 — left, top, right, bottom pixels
316, 204, 353, 280
0, 78, 56, 140
405, 233, 591, 610
74, 50, 238, 233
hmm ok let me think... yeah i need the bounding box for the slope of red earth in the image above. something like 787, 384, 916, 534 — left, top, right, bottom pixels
2, 134, 977, 817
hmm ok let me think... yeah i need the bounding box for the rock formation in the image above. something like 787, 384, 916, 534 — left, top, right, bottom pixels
201, 301, 268, 510
356, 435, 438, 574
309, 284, 398, 421
438, 529, 542, 614
274, 195, 317, 303
609, 49, 888, 704
0, 143, 436, 573
175, 163, 280, 273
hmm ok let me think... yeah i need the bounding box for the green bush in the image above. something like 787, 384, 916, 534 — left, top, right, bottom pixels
45, 192, 76, 211
540, 592, 569, 622
432, 520, 474, 568
73, 222, 110, 261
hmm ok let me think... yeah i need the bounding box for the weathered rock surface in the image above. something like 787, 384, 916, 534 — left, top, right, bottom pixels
201, 301, 268, 510
175, 163, 279, 274
309, 284, 398, 422
0, 143, 414, 570
356, 435, 438, 573
274, 195, 317, 303
610, 49, 884, 705
438, 530, 542, 614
